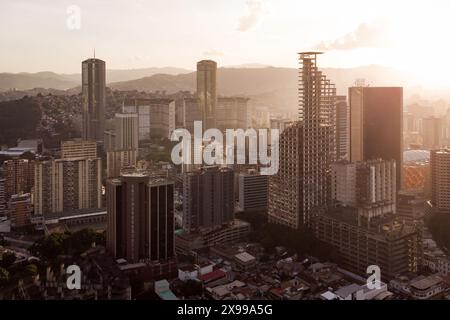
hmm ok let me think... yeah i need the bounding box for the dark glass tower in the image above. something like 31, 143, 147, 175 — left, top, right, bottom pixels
82, 58, 106, 142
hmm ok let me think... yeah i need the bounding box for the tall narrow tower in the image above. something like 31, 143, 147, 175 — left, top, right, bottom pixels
197, 60, 217, 131
82, 58, 106, 142
298, 52, 336, 226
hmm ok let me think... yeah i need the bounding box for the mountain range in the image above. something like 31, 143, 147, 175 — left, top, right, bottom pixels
0, 65, 440, 111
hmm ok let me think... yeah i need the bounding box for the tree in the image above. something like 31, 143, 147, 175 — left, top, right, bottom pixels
23, 264, 38, 277
0, 252, 17, 269
0, 267, 9, 286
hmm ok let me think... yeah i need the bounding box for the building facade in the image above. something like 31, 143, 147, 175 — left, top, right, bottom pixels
106, 173, 175, 263
82, 58, 106, 142
238, 169, 268, 211
183, 166, 234, 233
430, 149, 450, 213
197, 60, 217, 131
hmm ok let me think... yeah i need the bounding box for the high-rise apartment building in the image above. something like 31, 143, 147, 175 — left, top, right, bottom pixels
197, 60, 217, 131
430, 149, 450, 213
3, 158, 34, 200
238, 169, 268, 211
8, 193, 32, 228
34, 158, 102, 215
123, 99, 175, 140
331, 159, 396, 219
106, 173, 174, 263
336, 95, 349, 161
349, 86, 403, 189
0, 178, 6, 217
61, 140, 97, 159
82, 58, 106, 142
114, 113, 139, 150
183, 166, 234, 233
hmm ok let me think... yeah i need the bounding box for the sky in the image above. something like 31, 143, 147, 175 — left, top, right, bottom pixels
2, 0, 450, 85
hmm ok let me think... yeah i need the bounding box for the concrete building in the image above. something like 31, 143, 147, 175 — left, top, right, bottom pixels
183, 166, 234, 233
216, 97, 249, 132
269, 52, 335, 229
106, 173, 174, 263
106, 149, 138, 179
82, 58, 106, 142
8, 193, 32, 228
331, 159, 396, 219
114, 113, 139, 150
430, 149, 450, 213
197, 60, 217, 131
349, 86, 403, 190
0, 178, 6, 217
312, 209, 422, 280
238, 169, 268, 211
61, 140, 97, 159
3, 158, 34, 200
34, 158, 102, 216
123, 98, 175, 141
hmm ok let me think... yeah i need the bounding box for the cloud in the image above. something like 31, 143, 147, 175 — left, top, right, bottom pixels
315, 20, 392, 51
203, 50, 225, 57
237, 0, 265, 32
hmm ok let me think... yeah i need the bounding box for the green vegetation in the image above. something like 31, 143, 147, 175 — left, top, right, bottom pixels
0, 97, 41, 146
30, 229, 106, 261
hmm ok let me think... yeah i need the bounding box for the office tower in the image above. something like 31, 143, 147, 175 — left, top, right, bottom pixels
216, 97, 249, 132
123, 99, 175, 140
106, 173, 174, 263
183, 166, 234, 233
298, 52, 335, 225
331, 159, 396, 219
430, 149, 450, 213
312, 211, 422, 280
268, 123, 303, 228
3, 158, 34, 200
0, 178, 6, 217
336, 95, 349, 161
82, 58, 106, 142
422, 116, 445, 149
238, 169, 268, 211
397, 190, 426, 223
8, 193, 32, 228
349, 86, 403, 189
106, 149, 137, 178
197, 60, 217, 131
61, 140, 97, 159
34, 158, 102, 215
104, 130, 116, 152
114, 113, 139, 150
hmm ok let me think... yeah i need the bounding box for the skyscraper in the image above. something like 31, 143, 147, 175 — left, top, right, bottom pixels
268, 52, 335, 229
422, 116, 445, 150
82, 58, 106, 142
298, 52, 335, 226
430, 149, 450, 213
183, 166, 234, 233
106, 173, 175, 263
197, 60, 217, 131
349, 86, 403, 189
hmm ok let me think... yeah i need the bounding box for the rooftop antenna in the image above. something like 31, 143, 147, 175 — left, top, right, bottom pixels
93, 48, 95, 59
